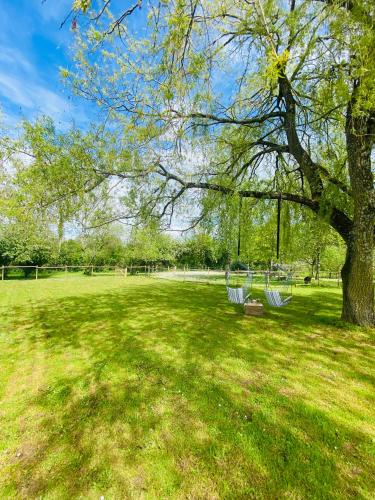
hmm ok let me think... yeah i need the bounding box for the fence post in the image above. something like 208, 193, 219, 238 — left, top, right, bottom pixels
35, 266, 38, 280
65, 265, 68, 279
91, 265, 94, 276
124, 267, 127, 278
1, 265, 4, 281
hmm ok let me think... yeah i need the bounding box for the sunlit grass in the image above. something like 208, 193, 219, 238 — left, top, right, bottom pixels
0, 276, 374, 498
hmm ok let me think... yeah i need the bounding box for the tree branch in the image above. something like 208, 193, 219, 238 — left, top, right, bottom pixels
169, 109, 284, 126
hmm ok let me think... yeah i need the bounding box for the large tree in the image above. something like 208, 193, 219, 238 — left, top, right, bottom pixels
1, 117, 112, 251
67, 0, 374, 324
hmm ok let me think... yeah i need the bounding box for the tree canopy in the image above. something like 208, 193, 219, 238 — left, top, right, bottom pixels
63, 0, 374, 324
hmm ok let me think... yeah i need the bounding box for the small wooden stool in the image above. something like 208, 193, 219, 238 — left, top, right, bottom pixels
244, 301, 264, 316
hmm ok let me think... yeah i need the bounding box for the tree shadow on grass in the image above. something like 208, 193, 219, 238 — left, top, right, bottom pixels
2, 280, 375, 498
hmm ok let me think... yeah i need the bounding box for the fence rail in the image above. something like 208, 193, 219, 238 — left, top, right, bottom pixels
2, 264, 370, 287
0, 264, 148, 280
152, 268, 345, 287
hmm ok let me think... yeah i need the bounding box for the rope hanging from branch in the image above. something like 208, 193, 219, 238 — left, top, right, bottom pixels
276, 193, 281, 260
237, 196, 242, 259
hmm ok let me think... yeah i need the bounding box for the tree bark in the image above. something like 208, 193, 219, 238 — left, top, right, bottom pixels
315, 250, 320, 281
341, 239, 374, 326
341, 107, 375, 326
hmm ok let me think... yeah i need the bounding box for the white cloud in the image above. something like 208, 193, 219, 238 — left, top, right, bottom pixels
0, 73, 34, 108
0, 47, 34, 74
0, 110, 20, 130
0, 3, 92, 132
0, 70, 72, 117
34, 0, 72, 23
0, 41, 89, 127
30, 85, 72, 116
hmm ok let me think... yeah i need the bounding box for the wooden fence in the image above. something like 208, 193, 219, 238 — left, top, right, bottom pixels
0, 265, 149, 280
0, 264, 348, 287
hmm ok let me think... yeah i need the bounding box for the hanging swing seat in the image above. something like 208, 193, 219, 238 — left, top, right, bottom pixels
226, 271, 253, 305
227, 286, 250, 305
264, 290, 292, 307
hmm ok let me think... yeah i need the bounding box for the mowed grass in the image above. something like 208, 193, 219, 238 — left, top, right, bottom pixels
0, 277, 374, 499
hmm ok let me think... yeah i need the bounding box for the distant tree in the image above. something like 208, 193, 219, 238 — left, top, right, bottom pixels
125, 224, 177, 266
321, 245, 346, 275
0, 238, 12, 266
176, 233, 218, 268
2, 117, 110, 254
80, 227, 126, 266
60, 239, 85, 266
283, 212, 339, 277
0, 222, 57, 276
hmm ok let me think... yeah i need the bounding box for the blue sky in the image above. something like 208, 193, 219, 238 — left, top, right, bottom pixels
0, 0, 97, 131
0, 0, 241, 133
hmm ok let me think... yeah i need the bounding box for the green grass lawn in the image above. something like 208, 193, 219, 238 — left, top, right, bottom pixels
0, 276, 374, 499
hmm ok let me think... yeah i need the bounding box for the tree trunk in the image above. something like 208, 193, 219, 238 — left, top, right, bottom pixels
314, 251, 320, 281
342, 107, 375, 326
57, 214, 64, 257
341, 237, 374, 326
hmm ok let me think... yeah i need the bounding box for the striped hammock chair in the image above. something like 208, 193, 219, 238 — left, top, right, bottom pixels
264, 290, 292, 307
227, 286, 250, 305
226, 271, 253, 305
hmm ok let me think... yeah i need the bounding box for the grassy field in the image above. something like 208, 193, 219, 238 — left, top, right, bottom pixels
0, 276, 374, 499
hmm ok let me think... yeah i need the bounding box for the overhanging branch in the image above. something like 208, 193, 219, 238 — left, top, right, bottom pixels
168, 109, 284, 126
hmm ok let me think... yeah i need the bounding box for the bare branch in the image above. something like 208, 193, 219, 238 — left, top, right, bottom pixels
168, 109, 284, 126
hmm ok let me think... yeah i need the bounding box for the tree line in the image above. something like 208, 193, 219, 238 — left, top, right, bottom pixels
0, 204, 345, 275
